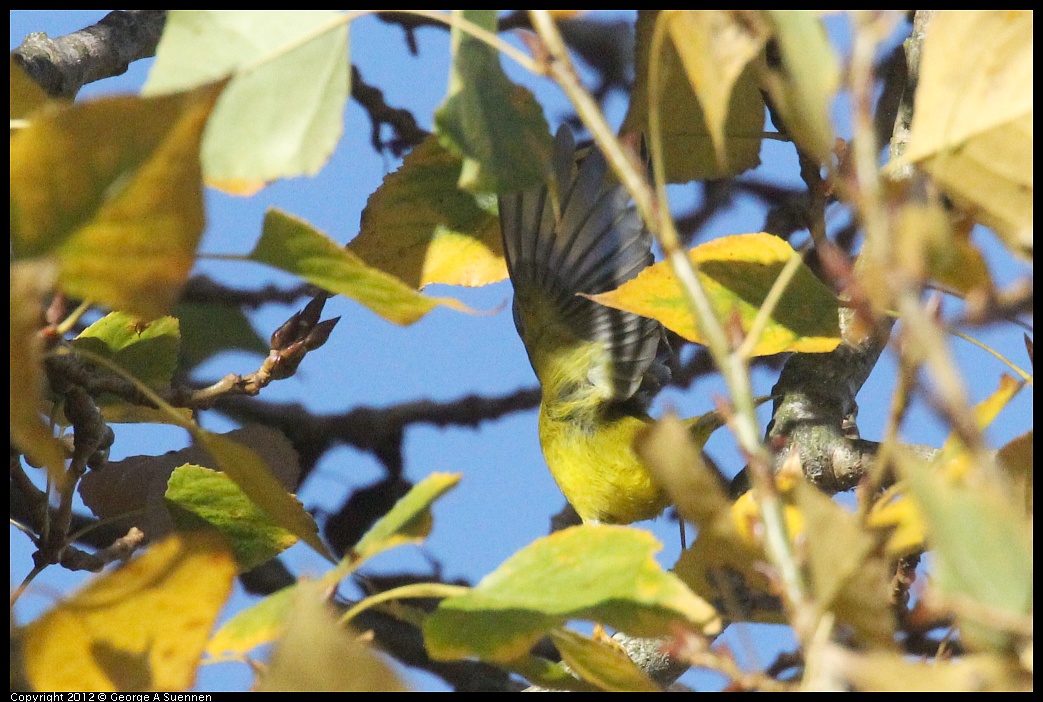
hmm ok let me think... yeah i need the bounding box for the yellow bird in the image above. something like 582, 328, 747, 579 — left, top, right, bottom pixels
500, 128, 709, 525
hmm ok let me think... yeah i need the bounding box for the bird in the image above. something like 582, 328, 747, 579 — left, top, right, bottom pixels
499, 126, 715, 525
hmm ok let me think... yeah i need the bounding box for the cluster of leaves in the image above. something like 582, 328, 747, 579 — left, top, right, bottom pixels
10, 10, 1033, 692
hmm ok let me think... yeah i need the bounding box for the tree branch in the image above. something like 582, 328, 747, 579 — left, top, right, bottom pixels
12, 10, 167, 98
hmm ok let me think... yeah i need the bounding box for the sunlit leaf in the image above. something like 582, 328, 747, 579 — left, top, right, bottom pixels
623, 10, 763, 182
196, 430, 332, 562
794, 481, 895, 646
895, 10, 1032, 257
997, 430, 1033, 518
9, 259, 65, 484
350, 135, 505, 288
352, 472, 461, 562
940, 375, 1024, 469
73, 312, 180, 388
207, 583, 298, 657
10, 84, 220, 318
673, 480, 801, 625
79, 425, 300, 546
589, 233, 840, 355
904, 461, 1032, 653
759, 11, 838, 163
145, 10, 349, 194
869, 376, 1025, 558
550, 628, 659, 692
259, 581, 408, 691
68, 311, 182, 423
424, 524, 720, 663
250, 208, 476, 325
434, 10, 553, 193
22, 532, 235, 692
837, 651, 1032, 692
662, 10, 767, 169
166, 464, 298, 571
892, 198, 992, 295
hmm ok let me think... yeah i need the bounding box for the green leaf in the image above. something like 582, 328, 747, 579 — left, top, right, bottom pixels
207, 583, 298, 657
589, 233, 841, 355
196, 430, 332, 562
72, 312, 180, 386
250, 208, 475, 325
434, 10, 553, 193
352, 472, 461, 562
424, 524, 720, 663
903, 460, 1033, 652
22, 532, 236, 692
760, 11, 839, 163
622, 10, 763, 183
69, 312, 183, 424
144, 10, 350, 194
166, 464, 299, 572
350, 135, 505, 288
258, 582, 408, 691
662, 10, 767, 171
79, 425, 301, 546
10, 84, 220, 319
550, 628, 660, 692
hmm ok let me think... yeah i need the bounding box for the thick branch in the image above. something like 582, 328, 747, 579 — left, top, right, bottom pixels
757, 12, 932, 495
215, 387, 541, 479
12, 10, 167, 98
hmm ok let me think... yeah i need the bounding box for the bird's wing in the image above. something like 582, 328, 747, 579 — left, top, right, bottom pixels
499, 127, 666, 405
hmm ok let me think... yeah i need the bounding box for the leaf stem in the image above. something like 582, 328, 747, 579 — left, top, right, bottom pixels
339, 582, 470, 626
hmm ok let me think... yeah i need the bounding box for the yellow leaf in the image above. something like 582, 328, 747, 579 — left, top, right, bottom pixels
837, 651, 1032, 692
550, 628, 659, 692
22, 532, 235, 692
673, 469, 803, 625
869, 375, 1025, 557
252, 208, 477, 325
663, 10, 767, 168
10, 259, 66, 485
589, 233, 840, 355
622, 10, 763, 182
10, 57, 51, 120
350, 136, 505, 289
895, 10, 1032, 258
207, 584, 296, 657
10, 83, 222, 319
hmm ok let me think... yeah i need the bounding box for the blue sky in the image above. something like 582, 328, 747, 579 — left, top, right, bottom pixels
10, 10, 1032, 692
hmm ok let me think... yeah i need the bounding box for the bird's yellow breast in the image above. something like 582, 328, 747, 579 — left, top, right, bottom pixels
537, 406, 668, 524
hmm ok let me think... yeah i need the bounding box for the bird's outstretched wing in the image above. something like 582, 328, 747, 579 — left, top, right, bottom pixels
499, 127, 666, 407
